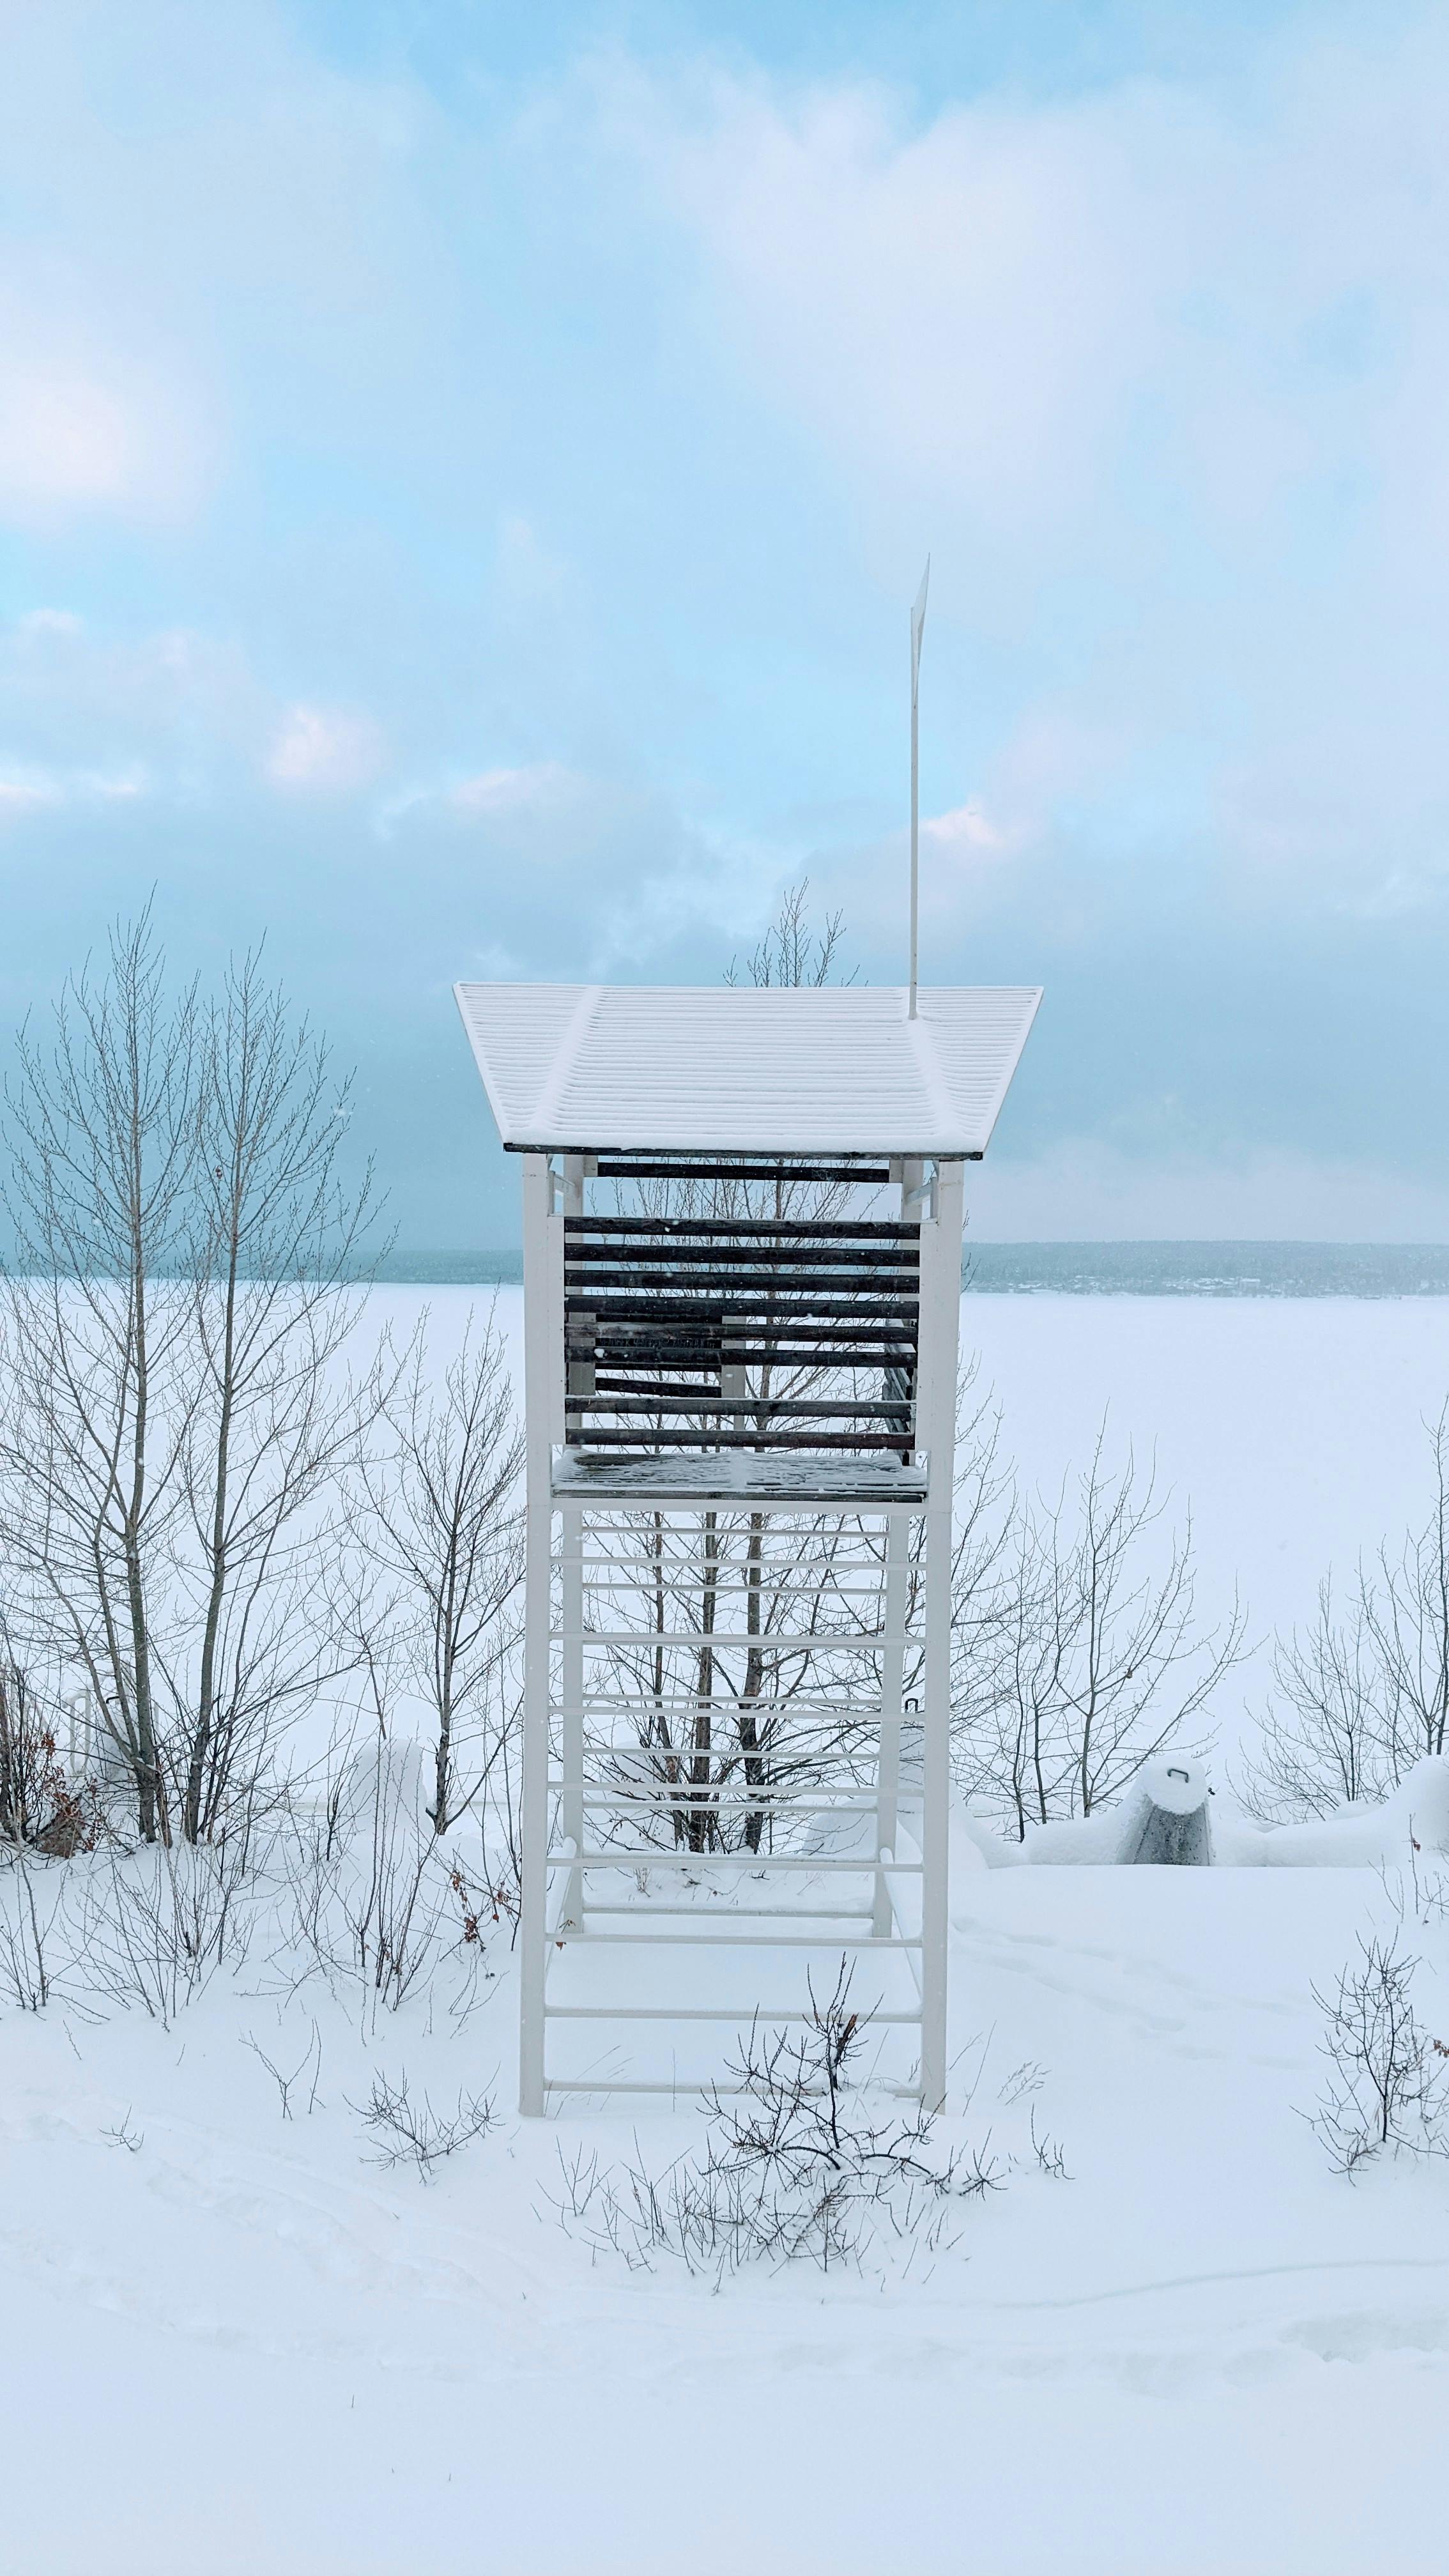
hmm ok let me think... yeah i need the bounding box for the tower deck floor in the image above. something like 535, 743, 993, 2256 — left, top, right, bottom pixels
551, 1451, 931, 1508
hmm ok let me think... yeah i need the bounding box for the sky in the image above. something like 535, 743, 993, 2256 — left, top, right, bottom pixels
3, 0, 1449, 1246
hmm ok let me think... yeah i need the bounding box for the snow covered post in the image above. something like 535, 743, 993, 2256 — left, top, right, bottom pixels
1120, 1756, 1213, 1865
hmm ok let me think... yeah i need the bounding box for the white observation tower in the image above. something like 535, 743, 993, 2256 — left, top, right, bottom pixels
455, 981, 1040, 2113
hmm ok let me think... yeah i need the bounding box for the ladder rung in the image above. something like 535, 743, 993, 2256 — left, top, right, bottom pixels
550, 1632, 903, 1648
547, 1851, 918, 1871
579, 1903, 876, 1920
542, 2077, 924, 2097
543, 2005, 921, 2023
550, 1930, 922, 1948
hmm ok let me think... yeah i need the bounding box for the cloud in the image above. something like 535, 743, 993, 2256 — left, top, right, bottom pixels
0, 769, 63, 820
0, 611, 389, 807
0, 4, 450, 533
0, 269, 217, 528
0, 760, 147, 825
5, 7, 1449, 1243
924, 801, 1019, 856
0, 366, 134, 514
597, 24, 1449, 914
267, 705, 384, 794
448, 762, 578, 817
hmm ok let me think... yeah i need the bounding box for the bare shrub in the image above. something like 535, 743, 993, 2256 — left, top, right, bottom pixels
351, 2068, 496, 2178
75, 1836, 258, 2023
1027, 2106, 1071, 2179
242, 2019, 325, 2118
285, 1707, 497, 2023
0, 1621, 98, 1855
1307, 1931, 1449, 2174
0, 1851, 68, 2011
551, 1965, 1003, 2277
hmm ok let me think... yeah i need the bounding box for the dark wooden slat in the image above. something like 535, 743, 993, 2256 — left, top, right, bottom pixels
565, 1236, 919, 1259
591, 1379, 724, 1400
562, 1288, 912, 1308
577, 1321, 919, 1340
567, 1319, 912, 1339
577, 1360, 912, 1381
592, 1160, 892, 1182
565, 1428, 914, 1451
567, 1292, 918, 1315
567, 1395, 912, 1419
564, 1288, 912, 1308
565, 1216, 918, 1241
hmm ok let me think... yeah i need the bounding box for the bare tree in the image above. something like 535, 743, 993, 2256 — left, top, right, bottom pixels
172, 954, 382, 1840
0, 918, 382, 1843
360, 1317, 523, 1836
1240, 1409, 1449, 1820
0, 913, 197, 1839
587, 885, 888, 1853
725, 878, 854, 993
1239, 1576, 1396, 1823
959, 1426, 1243, 1834
1365, 1405, 1449, 1774
957, 1499, 1057, 1841
601, 1503, 868, 1854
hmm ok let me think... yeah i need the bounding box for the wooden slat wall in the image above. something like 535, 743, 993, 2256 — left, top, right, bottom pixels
563, 1213, 920, 1457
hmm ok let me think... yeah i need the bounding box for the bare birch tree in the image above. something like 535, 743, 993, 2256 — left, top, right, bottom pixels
171, 954, 383, 1839
360, 1317, 523, 1837
0, 914, 197, 1839
0, 918, 382, 1842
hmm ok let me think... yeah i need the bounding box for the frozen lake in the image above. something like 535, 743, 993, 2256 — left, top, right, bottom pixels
376, 1284, 1449, 1760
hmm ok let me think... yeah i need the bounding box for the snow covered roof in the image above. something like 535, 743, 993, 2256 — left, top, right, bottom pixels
453, 981, 1041, 1157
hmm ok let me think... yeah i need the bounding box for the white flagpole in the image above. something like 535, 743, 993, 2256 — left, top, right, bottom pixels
909, 557, 930, 1018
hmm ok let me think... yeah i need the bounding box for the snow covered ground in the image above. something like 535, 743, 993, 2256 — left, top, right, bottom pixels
7, 1292, 1449, 2573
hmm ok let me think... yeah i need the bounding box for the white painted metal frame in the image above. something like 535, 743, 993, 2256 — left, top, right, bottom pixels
516, 1144, 965, 2117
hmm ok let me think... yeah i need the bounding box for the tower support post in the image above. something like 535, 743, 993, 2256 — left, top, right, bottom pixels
519, 1151, 558, 2116
916, 1156, 963, 2111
